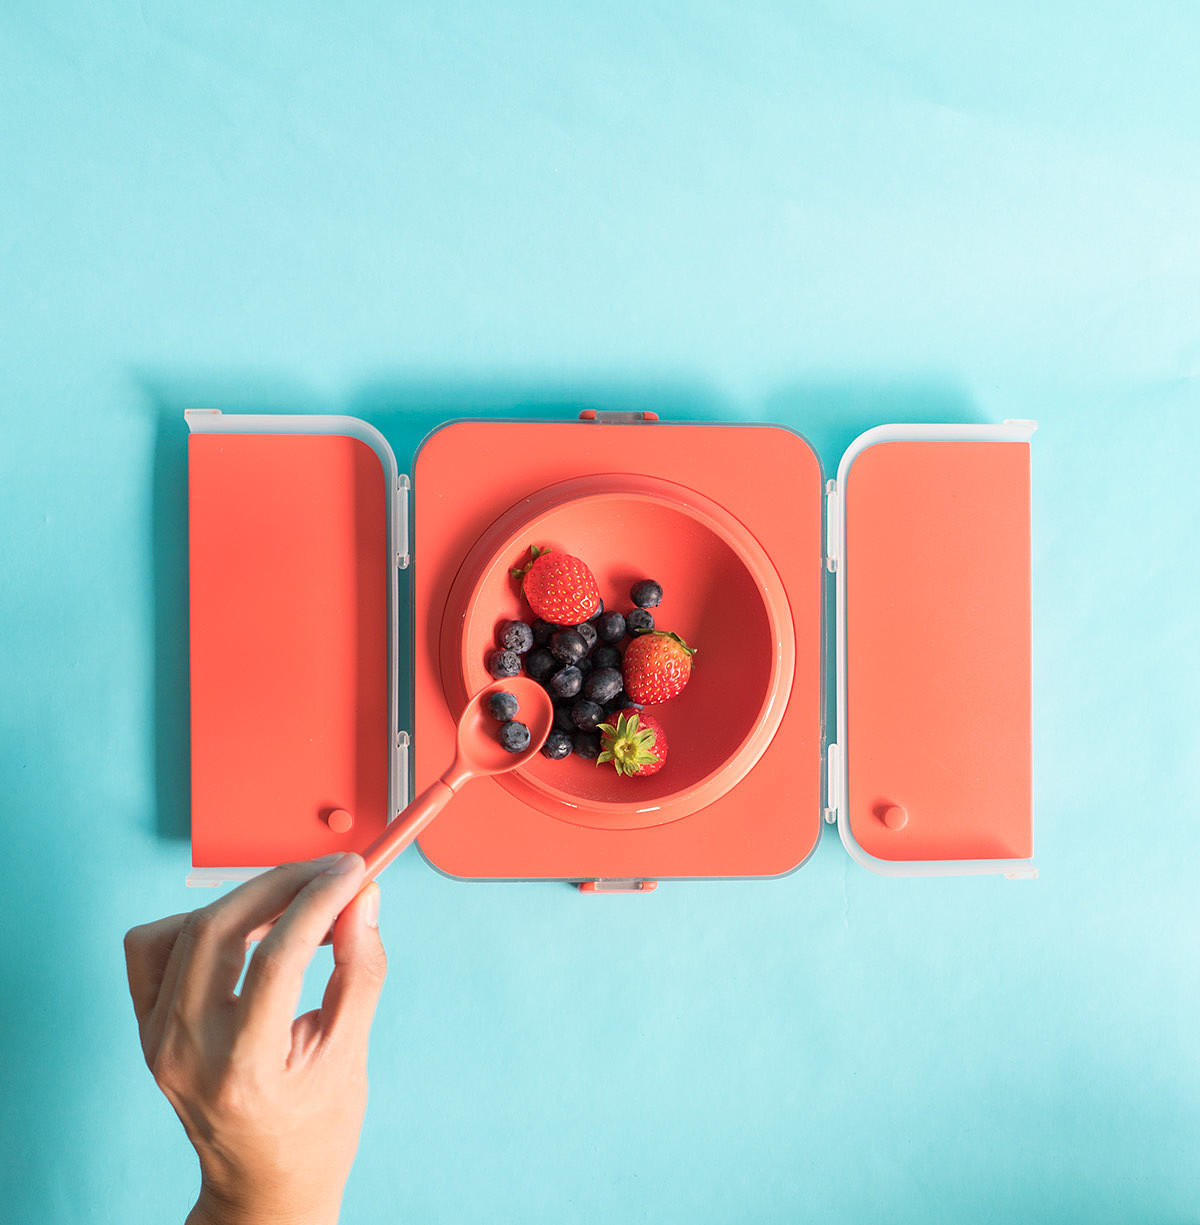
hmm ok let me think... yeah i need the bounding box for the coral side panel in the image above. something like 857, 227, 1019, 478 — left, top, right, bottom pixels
845, 440, 1033, 861
188, 433, 389, 866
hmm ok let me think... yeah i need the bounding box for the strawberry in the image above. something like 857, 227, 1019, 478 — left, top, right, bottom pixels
597, 708, 667, 777
510, 546, 601, 625
621, 630, 695, 704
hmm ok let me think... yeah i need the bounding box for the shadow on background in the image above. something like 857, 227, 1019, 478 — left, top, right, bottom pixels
345, 369, 984, 487
761, 376, 987, 477
344, 371, 733, 467
138, 368, 981, 846
149, 401, 190, 842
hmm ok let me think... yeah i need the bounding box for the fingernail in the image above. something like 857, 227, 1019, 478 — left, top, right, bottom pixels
323, 852, 363, 876
363, 884, 380, 928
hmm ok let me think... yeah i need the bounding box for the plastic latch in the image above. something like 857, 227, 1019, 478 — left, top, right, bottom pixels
394, 730, 411, 816
577, 409, 660, 423
823, 742, 841, 824
396, 475, 411, 569
825, 479, 840, 572
576, 879, 659, 893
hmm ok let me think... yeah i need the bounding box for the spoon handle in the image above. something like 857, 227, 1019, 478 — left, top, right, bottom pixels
361, 778, 456, 881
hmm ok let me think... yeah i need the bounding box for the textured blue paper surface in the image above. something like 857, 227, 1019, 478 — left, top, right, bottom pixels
2, 4, 1198, 1222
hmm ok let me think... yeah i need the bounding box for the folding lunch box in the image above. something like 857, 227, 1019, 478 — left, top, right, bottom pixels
185, 409, 1036, 890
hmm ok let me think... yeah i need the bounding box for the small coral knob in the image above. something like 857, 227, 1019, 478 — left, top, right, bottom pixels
327, 808, 354, 833
881, 804, 908, 830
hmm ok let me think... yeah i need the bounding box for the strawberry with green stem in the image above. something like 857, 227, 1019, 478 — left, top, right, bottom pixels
621, 630, 695, 705
597, 708, 668, 777
510, 545, 602, 626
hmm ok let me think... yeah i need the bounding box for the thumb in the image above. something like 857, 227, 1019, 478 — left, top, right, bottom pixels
319, 882, 388, 1050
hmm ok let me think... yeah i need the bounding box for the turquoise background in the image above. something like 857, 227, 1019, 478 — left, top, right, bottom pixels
2, 3, 1198, 1222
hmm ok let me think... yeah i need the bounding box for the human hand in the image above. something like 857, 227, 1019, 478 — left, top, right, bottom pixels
124, 854, 386, 1225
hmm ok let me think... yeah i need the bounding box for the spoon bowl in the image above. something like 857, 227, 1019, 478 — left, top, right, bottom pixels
452, 677, 555, 779
361, 677, 553, 881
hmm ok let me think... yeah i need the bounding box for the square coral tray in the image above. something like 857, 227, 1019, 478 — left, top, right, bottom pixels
185, 410, 1035, 888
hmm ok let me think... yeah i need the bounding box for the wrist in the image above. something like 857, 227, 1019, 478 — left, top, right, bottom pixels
188, 1185, 341, 1225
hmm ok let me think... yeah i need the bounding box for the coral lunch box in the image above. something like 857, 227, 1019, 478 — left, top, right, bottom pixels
185, 409, 1035, 889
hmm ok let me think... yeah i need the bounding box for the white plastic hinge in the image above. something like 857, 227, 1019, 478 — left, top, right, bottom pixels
823, 742, 841, 824
825, 479, 841, 572
396, 475, 411, 569
394, 730, 411, 814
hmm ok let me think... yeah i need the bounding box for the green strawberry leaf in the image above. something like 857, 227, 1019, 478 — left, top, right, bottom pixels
509, 544, 553, 581
660, 631, 696, 659
598, 711, 662, 776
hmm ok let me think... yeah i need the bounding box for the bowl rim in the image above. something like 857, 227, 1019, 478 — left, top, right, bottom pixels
439, 473, 797, 830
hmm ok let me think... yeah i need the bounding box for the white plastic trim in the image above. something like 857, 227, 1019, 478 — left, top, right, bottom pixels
183, 411, 405, 865
824, 479, 841, 572
832, 420, 1038, 878
396, 473, 411, 569
823, 741, 841, 824
395, 730, 411, 815
186, 866, 272, 887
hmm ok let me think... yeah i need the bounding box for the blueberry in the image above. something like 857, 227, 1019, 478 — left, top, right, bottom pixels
498, 720, 531, 753
573, 729, 602, 759
626, 608, 654, 634
524, 646, 557, 681
486, 691, 520, 722
532, 619, 559, 646
584, 667, 623, 705
487, 649, 521, 679
498, 620, 534, 653
587, 599, 605, 622
596, 610, 626, 643
552, 702, 576, 732
540, 729, 573, 760
550, 629, 587, 665
548, 665, 582, 699
631, 580, 663, 609
576, 621, 598, 651
575, 655, 593, 679
591, 644, 623, 670
570, 698, 605, 730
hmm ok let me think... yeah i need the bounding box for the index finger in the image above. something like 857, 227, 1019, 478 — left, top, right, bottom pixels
124, 913, 189, 1024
